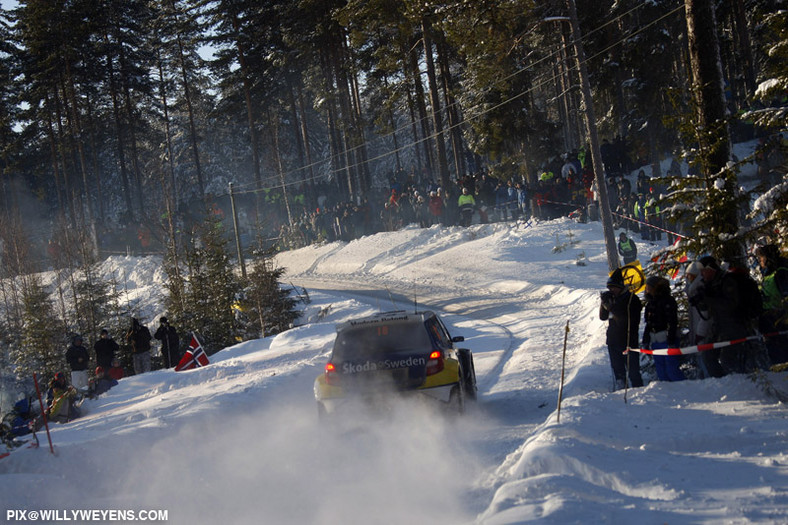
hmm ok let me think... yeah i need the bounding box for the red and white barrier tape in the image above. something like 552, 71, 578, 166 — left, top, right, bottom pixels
627, 330, 788, 356
611, 211, 690, 240
537, 198, 690, 240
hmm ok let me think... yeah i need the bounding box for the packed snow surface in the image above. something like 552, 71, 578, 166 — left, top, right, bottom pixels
1, 218, 787, 524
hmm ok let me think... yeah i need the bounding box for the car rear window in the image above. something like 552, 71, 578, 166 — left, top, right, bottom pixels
333, 321, 431, 360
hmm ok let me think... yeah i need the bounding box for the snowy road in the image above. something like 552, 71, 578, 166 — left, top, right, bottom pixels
279, 251, 607, 521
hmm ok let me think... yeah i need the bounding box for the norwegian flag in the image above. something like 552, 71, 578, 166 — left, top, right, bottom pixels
175, 333, 210, 371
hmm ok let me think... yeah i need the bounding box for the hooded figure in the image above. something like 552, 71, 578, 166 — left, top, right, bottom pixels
599, 269, 643, 389
155, 317, 181, 368
65, 335, 90, 391
643, 275, 684, 382
126, 318, 152, 375
94, 329, 119, 369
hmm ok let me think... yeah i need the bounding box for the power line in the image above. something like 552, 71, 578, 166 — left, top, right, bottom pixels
226, 2, 687, 199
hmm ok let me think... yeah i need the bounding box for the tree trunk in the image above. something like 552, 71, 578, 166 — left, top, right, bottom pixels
116, 24, 145, 218
270, 110, 293, 226
296, 82, 316, 209
104, 33, 134, 220
231, 15, 262, 194
52, 87, 77, 229
685, 0, 731, 174
63, 62, 95, 228
381, 74, 402, 173
328, 44, 357, 201
437, 37, 465, 179
333, 38, 366, 201
408, 45, 434, 180
169, 0, 205, 198
421, 18, 451, 192
560, 25, 584, 150
84, 100, 104, 220
405, 87, 423, 178
684, 0, 741, 262
732, 0, 756, 97
156, 49, 177, 215
44, 95, 65, 218
347, 47, 372, 198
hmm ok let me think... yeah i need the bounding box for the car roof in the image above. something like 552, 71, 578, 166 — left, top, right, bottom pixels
335, 310, 435, 332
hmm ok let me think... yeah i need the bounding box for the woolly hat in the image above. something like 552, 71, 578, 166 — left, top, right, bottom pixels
698, 255, 720, 271
685, 260, 703, 276
606, 268, 625, 289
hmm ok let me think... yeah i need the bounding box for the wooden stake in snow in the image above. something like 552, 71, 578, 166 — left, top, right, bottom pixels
557, 320, 570, 423
33, 373, 55, 455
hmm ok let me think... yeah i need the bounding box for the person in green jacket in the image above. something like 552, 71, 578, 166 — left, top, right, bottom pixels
617, 232, 638, 265
756, 244, 788, 365
457, 187, 476, 227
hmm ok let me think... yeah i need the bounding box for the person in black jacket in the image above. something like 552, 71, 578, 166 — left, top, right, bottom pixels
126, 318, 152, 375
698, 256, 768, 375
65, 335, 90, 392
94, 329, 119, 370
155, 317, 180, 368
642, 275, 685, 381
599, 268, 643, 390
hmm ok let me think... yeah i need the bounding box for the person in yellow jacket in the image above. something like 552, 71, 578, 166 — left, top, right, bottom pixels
644, 194, 662, 241
617, 232, 638, 265
45, 372, 80, 423
457, 187, 476, 227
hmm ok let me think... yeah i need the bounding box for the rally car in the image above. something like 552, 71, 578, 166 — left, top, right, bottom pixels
314, 310, 477, 417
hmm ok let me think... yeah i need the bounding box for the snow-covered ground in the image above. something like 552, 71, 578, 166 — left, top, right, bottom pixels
1, 217, 787, 524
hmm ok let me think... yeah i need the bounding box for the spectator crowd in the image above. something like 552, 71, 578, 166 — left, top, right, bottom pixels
600, 246, 788, 390
2, 316, 182, 444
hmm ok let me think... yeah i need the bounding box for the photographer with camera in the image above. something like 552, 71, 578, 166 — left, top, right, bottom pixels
599, 268, 643, 390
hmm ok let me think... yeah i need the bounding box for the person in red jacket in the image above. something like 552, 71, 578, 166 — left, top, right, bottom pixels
428, 191, 444, 225
108, 358, 125, 381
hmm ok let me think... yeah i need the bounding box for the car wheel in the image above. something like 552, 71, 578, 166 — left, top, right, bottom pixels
465, 356, 477, 402
457, 349, 477, 402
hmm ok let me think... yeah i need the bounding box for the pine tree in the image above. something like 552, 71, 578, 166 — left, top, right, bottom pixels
178, 212, 243, 352
71, 261, 125, 349
11, 275, 65, 381
747, 7, 787, 129
243, 247, 300, 339
647, 0, 746, 271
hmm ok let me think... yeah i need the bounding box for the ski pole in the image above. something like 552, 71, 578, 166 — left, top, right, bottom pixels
32, 373, 54, 455
557, 320, 570, 423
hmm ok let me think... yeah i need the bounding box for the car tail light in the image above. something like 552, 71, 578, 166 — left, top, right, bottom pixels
426, 350, 444, 375
325, 362, 340, 385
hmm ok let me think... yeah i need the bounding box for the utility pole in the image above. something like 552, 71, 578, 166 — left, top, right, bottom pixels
564, 0, 620, 272
229, 182, 246, 278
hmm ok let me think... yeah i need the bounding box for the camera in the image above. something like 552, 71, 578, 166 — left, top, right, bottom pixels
600, 290, 614, 309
